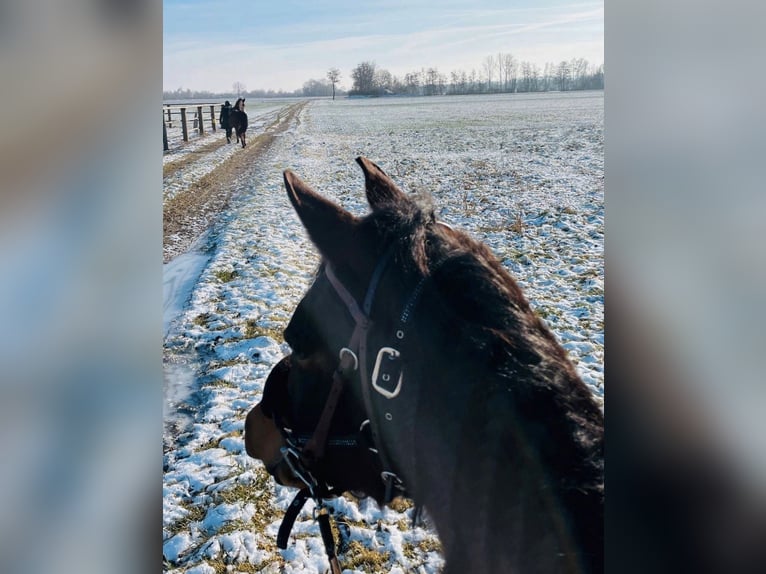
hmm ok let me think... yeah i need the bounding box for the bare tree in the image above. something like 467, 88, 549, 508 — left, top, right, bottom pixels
326, 68, 341, 100
232, 81, 246, 97
425, 67, 441, 95
521, 61, 540, 92
469, 68, 479, 93
303, 78, 332, 97
502, 53, 517, 92
350, 61, 377, 95
569, 58, 589, 90
449, 70, 460, 94
556, 61, 571, 91
498, 52, 505, 91
483, 55, 495, 92
404, 71, 420, 96
374, 68, 393, 93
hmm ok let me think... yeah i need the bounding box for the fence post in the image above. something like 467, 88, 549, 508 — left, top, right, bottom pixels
197, 106, 204, 135
163, 112, 169, 151
180, 108, 189, 142
210, 105, 216, 132
166, 107, 172, 125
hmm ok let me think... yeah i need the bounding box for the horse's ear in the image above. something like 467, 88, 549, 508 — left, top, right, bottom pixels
284, 170, 359, 263
356, 156, 411, 211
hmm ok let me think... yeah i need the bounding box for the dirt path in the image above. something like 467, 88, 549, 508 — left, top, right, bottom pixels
163, 101, 308, 263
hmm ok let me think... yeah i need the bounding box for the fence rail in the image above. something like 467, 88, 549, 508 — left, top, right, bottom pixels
163, 102, 225, 151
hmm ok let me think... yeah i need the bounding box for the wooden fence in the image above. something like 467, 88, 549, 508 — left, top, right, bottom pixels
163, 103, 224, 151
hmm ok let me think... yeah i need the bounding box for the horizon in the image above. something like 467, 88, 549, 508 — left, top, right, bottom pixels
164, 0, 603, 94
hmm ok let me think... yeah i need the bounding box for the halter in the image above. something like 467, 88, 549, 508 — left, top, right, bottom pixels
271, 239, 438, 569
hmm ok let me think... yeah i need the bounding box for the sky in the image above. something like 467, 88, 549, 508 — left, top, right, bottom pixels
163, 0, 603, 93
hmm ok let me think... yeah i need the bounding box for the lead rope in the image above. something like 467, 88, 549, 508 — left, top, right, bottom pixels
316, 503, 342, 574
277, 491, 341, 574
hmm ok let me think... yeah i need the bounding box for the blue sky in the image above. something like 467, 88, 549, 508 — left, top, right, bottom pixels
164, 0, 603, 92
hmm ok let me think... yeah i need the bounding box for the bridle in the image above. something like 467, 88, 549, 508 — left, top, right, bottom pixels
264, 237, 441, 571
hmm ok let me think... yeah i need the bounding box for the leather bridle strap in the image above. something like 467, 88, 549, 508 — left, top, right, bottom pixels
278, 488, 341, 574
302, 352, 357, 461
277, 488, 311, 549
324, 251, 402, 482
301, 246, 396, 463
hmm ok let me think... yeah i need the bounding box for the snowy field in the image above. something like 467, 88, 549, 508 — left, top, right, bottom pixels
163, 91, 603, 573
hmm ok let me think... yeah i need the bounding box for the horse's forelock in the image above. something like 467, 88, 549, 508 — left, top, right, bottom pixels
361, 193, 436, 274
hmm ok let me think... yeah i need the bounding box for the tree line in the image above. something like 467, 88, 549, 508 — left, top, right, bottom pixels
348, 53, 603, 96
163, 82, 346, 101
163, 54, 602, 101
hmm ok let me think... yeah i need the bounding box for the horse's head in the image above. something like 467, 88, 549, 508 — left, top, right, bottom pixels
244, 157, 461, 501
245, 157, 605, 571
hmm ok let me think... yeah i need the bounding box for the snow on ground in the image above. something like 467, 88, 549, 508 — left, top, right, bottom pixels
163, 104, 294, 202
163, 91, 603, 573
164, 102, 291, 161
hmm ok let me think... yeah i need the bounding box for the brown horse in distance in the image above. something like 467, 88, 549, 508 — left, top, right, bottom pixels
230, 97, 248, 148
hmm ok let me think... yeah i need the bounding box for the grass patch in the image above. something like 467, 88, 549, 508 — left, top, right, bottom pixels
214, 469, 281, 531
535, 306, 561, 321
194, 312, 212, 327
202, 378, 237, 389
418, 538, 442, 553
402, 542, 417, 560
216, 518, 252, 536
387, 497, 413, 513
166, 502, 206, 537
197, 430, 240, 451
243, 319, 260, 339
243, 323, 284, 343
210, 358, 245, 369
201, 558, 264, 574
341, 540, 390, 572
400, 538, 442, 569
205, 552, 283, 573
215, 269, 238, 283
510, 212, 524, 234
198, 437, 222, 451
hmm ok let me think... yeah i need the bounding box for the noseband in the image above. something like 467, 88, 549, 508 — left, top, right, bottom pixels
269, 240, 438, 565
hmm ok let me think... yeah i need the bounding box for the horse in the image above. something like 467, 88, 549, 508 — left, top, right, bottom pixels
230, 97, 248, 148
244, 157, 604, 573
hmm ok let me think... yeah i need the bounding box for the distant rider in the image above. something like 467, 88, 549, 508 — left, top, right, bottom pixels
219, 100, 232, 142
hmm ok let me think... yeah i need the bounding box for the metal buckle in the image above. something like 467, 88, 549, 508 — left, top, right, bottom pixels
339, 347, 359, 371
281, 446, 318, 495
371, 347, 403, 398
381, 471, 402, 485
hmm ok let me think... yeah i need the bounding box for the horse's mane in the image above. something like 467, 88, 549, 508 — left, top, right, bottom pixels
358, 193, 603, 489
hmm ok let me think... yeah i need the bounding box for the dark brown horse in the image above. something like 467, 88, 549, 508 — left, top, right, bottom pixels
245, 157, 604, 573
230, 97, 248, 148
